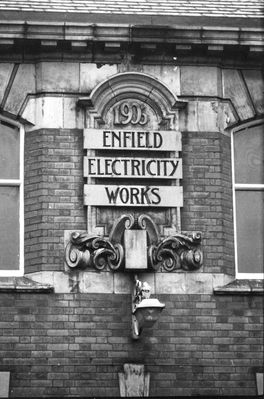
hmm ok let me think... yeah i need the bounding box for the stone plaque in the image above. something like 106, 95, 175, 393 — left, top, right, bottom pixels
84, 156, 182, 179
84, 184, 183, 207
84, 129, 182, 152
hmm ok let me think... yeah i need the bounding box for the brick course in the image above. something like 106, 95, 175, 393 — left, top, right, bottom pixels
181, 131, 234, 275
0, 292, 262, 397
24, 129, 86, 274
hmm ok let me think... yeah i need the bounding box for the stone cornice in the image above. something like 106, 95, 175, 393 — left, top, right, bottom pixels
0, 20, 263, 51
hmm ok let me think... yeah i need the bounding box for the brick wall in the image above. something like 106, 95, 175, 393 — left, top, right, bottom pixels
24, 129, 86, 274
0, 292, 262, 397
181, 131, 234, 275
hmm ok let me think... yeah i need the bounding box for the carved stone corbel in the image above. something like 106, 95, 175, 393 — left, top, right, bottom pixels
64, 214, 203, 272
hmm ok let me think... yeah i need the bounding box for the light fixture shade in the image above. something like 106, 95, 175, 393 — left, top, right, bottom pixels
133, 299, 165, 329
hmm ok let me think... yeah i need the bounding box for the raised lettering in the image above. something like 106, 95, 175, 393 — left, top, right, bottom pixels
112, 160, 121, 176
131, 159, 141, 176
137, 132, 145, 148
88, 158, 96, 175
103, 131, 111, 147
146, 160, 156, 176
130, 187, 141, 204
151, 188, 161, 205
105, 187, 120, 204
113, 102, 148, 126
141, 186, 151, 204
154, 132, 162, 148
169, 160, 179, 177
112, 131, 122, 147
120, 187, 129, 204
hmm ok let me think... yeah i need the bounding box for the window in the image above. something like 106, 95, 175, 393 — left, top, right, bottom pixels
232, 121, 264, 279
0, 117, 24, 276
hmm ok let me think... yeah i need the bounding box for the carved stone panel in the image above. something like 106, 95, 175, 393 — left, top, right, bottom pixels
64, 214, 203, 272
105, 99, 158, 130
79, 72, 186, 236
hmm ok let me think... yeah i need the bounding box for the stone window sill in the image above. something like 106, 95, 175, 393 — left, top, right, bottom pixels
214, 279, 264, 295
0, 276, 53, 293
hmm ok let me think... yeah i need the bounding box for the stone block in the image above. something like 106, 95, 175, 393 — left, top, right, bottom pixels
111, 272, 155, 294
197, 101, 219, 132
21, 97, 36, 126
35, 96, 63, 128
222, 101, 238, 129
26, 271, 54, 287
185, 273, 213, 294
113, 273, 132, 294
155, 273, 186, 294
212, 273, 233, 288
53, 272, 73, 293
119, 364, 149, 397
179, 101, 198, 132
124, 230, 148, 270
256, 373, 263, 396
63, 96, 83, 129
223, 69, 255, 121
0, 371, 10, 398
78, 270, 113, 293
5, 64, 36, 115
36, 62, 80, 92
180, 66, 220, 96
242, 69, 264, 114
80, 63, 118, 92
0, 63, 13, 104
181, 100, 236, 133
124, 65, 181, 97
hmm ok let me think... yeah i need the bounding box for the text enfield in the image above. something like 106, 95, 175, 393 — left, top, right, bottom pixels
103, 130, 162, 149
83, 129, 182, 152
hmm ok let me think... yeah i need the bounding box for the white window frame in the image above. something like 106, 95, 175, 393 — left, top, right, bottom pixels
0, 115, 24, 276
231, 119, 264, 280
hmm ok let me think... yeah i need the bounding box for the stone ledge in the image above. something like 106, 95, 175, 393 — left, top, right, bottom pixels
214, 279, 264, 295
0, 276, 54, 293
25, 271, 233, 295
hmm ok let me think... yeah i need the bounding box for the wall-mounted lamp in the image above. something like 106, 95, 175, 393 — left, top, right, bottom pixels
64, 214, 202, 339
131, 276, 165, 340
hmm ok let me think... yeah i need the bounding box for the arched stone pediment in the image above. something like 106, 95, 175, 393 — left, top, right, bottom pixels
79, 72, 187, 129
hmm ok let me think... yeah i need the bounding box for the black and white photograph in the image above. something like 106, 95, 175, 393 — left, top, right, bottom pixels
0, 1, 263, 397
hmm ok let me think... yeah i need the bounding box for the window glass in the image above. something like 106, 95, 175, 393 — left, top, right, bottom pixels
0, 186, 20, 271
236, 190, 264, 274
0, 122, 20, 179
234, 124, 264, 184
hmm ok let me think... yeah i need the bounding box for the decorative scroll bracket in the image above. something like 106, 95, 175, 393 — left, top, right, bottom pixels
65, 214, 203, 272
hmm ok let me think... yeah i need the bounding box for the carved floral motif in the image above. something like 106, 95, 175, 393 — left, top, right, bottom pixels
65, 232, 124, 271
65, 214, 203, 272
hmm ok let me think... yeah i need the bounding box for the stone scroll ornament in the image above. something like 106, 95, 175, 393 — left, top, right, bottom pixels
65, 214, 203, 272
